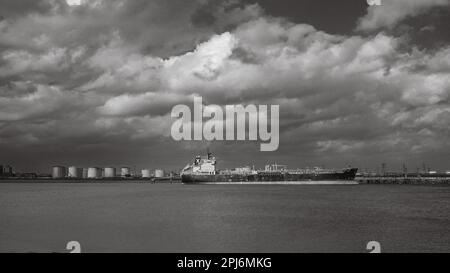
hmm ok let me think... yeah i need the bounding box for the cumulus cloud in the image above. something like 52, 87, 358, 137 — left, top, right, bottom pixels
0, 84, 84, 121
357, 0, 450, 31
98, 92, 192, 117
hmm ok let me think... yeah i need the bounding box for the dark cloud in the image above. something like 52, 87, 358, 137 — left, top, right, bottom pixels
356, 0, 449, 32
0, 0, 58, 18
243, 0, 368, 34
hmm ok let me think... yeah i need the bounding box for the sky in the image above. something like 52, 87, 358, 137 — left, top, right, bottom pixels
0, 0, 449, 173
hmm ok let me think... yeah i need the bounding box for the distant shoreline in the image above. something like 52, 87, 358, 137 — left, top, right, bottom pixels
1, 178, 450, 185
0, 177, 181, 183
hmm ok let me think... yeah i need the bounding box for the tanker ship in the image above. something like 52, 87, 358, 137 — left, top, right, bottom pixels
181, 152, 358, 184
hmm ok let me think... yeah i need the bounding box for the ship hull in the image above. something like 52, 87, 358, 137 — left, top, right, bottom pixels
182, 168, 358, 184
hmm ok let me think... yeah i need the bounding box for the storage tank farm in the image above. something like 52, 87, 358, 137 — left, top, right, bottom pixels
52, 166, 66, 179
49, 165, 166, 180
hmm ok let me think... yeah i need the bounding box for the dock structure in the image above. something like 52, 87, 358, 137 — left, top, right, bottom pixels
357, 176, 450, 185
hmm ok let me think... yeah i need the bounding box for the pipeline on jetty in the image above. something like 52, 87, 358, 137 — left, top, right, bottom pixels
357, 176, 450, 185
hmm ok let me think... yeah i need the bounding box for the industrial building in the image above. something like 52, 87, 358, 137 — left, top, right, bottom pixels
2, 165, 13, 176
265, 164, 287, 171
121, 167, 131, 177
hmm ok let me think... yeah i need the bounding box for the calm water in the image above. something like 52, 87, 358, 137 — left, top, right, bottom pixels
0, 182, 449, 253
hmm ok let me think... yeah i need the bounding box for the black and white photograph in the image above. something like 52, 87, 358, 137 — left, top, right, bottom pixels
0, 0, 449, 259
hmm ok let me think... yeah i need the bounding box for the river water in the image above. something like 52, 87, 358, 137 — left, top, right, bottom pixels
0, 182, 449, 252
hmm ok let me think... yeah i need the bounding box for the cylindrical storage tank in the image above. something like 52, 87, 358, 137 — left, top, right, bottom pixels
141, 169, 151, 178
154, 169, 164, 178
68, 166, 76, 178
68, 166, 83, 178
104, 167, 116, 178
3, 165, 13, 175
82, 168, 88, 179
121, 167, 131, 177
52, 166, 66, 179
87, 167, 101, 179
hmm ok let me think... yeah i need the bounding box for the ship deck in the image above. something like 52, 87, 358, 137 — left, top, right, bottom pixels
183, 181, 359, 185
